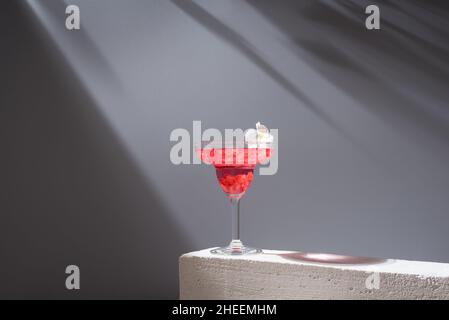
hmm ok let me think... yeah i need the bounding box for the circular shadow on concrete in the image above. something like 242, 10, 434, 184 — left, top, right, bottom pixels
278, 252, 387, 265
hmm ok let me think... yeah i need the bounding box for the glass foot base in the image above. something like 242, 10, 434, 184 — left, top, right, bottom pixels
210, 240, 262, 255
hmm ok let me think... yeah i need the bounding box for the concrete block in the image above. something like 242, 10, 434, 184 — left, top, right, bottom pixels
179, 248, 449, 299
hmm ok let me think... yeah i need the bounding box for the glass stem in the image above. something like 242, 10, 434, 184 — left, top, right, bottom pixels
230, 198, 242, 250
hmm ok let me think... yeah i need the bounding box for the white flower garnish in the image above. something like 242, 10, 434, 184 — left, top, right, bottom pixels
245, 122, 273, 147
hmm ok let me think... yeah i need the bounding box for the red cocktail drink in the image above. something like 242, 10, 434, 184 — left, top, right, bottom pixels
197, 146, 272, 255
198, 148, 271, 199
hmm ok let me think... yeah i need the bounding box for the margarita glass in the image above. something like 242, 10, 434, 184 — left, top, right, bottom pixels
197, 141, 272, 255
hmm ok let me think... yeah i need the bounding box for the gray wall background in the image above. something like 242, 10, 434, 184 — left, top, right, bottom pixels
1, 0, 449, 298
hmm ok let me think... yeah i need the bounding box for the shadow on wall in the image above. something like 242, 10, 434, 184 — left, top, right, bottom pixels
0, 1, 190, 299
170, 0, 361, 149
27, 0, 125, 92
246, 0, 449, 144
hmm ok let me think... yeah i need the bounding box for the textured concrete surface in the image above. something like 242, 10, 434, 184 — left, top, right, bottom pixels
180, 249, 449, 299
